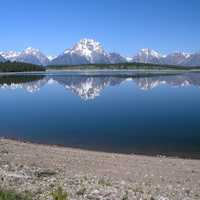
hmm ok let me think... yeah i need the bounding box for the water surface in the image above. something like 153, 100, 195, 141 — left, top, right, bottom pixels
0, 71, 200, 158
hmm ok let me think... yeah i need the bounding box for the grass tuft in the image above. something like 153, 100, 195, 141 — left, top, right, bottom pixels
51, 187, 68, 200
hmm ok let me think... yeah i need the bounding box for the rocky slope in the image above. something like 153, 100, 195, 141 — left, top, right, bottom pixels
0, 55, 6, 62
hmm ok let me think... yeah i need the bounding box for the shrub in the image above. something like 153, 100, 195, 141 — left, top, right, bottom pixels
51, 187, 68, 200
122, 191, 129, 200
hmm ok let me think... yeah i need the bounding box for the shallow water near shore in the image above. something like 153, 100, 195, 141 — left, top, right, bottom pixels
0, 71, 200, 158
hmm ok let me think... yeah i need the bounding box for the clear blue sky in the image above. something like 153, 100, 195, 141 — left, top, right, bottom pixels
1, 0, 200, 56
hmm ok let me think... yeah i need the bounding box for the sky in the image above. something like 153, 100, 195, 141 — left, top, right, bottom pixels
0, 0, 200, 56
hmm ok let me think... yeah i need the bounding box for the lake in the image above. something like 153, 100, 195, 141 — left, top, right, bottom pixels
0, 71, 200, 158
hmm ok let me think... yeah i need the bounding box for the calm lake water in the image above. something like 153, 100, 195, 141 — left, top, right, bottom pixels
0, 71, 200, 158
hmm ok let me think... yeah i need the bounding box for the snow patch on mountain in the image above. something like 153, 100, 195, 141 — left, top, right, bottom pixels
140, 48, 162, 58
126, 57, 133, 62
47, 55, 57, 61
0, 51, 20, 61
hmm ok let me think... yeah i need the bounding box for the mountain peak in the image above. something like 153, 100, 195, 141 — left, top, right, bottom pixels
61, 38, 109, 64
132, 48, 162, 64
15, 47, 49, 66
73, 38, 105, 56
173, 52, 191, 59
0, 51, 20, 60
23, 47, 40, 55
79, 38, 100, 45
64, 38, 104, 54
140, 48, 161, 58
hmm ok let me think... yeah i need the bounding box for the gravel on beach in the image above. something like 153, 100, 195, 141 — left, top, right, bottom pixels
0, 139, 200, 200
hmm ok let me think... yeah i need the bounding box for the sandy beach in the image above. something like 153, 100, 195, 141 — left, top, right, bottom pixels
0, 139, 200, 199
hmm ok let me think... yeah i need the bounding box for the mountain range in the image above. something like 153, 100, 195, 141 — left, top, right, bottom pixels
0, 38, 200, 67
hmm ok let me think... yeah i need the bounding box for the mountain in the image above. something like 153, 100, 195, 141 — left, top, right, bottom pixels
0, 55, 6, 62
162, 52, 191, 65
15, 47, 49, 66
50, 52, 89, 66
0, 48, 49, 66
69, 39, 110, 64
51, 39, 111, 65
132, 48, 162, 64
181, 53, 200, 67
108, 53, 127, 64
0, 51, 20, 61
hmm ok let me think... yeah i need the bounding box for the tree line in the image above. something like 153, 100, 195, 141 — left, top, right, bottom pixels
0, 61, 45, 72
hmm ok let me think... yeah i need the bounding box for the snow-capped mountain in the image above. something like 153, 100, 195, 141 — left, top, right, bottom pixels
132, 48, 162, 64
51, 39, 110, 65
181, 53, 200, 67
0, 51, 20, 61
162, 52, 191, 65
0, 55, 6, 62
68, 39, 109, 63
15, 47, 49, 66
0, 48, 49, 66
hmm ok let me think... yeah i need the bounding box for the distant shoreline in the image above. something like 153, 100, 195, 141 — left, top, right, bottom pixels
0, 68, 200, 76
1, 60, 200, 74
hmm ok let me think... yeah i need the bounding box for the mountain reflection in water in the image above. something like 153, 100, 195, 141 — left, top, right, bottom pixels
1, 72, 200, 100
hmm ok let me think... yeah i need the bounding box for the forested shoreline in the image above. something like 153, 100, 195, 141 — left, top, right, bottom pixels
47, 62, 200, 70
1, 61, 200, 72
0, 61, 45, 72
